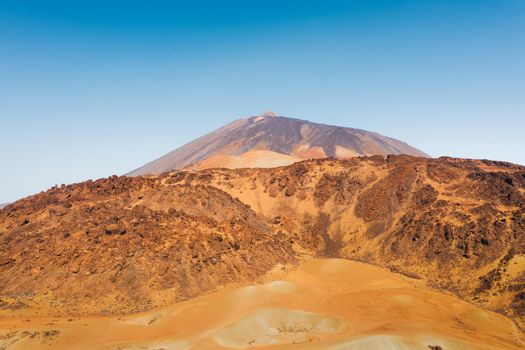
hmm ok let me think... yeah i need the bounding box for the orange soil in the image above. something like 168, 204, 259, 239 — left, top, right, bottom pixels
0, 259, 522, 349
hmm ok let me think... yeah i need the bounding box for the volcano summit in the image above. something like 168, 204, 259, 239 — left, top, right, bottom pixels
128, 113, 427, 176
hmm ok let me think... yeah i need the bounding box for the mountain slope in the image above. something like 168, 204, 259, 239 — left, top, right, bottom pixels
127, 113, 428, 176
1, 156, 523, 333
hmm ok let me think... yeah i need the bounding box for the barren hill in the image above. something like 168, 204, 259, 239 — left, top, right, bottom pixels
1, 155, 523, 334
127, 113, 428, 175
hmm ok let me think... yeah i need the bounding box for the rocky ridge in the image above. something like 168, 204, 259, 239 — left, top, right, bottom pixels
0, 156, 524, 330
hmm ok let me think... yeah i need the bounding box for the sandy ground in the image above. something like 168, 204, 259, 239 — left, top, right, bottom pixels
0, 259, 523, 349
189, 150, 301, 170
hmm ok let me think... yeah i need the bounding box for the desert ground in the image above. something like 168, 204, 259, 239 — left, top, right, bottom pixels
1, 259, 523, 349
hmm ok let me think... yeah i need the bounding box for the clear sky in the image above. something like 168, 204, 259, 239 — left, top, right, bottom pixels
1, 0, 524, 203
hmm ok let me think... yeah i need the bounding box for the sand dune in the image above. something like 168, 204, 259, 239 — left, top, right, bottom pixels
0, 259, 522, 349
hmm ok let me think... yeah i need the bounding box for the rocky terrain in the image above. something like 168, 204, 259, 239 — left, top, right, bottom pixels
0, 177, 295, 316
1, 156, 523, 331
127, 113, 427, 175
0, 156, 525, 350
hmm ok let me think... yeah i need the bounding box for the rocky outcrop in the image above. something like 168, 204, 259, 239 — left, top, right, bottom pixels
1, 156, 523, 329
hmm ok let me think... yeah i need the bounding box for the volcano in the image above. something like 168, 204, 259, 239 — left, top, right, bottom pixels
128, 112, 427, 176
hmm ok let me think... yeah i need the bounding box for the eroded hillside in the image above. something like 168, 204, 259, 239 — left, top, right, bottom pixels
0, 156, 524, 329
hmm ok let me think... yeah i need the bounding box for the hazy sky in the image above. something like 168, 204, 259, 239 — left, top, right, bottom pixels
1, 0, 524, 203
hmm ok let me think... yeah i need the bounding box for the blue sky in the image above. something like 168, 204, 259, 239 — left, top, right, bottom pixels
0, 0, 524, 202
